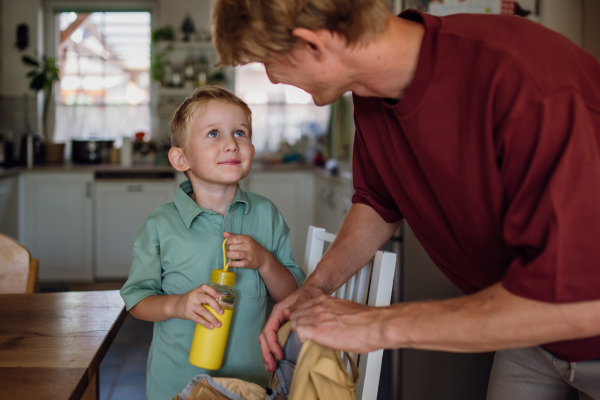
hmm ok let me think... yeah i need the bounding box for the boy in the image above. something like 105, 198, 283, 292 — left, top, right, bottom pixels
120, 86, 306, 400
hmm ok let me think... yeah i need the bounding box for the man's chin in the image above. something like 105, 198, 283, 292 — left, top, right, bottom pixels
312, 94, 336, 107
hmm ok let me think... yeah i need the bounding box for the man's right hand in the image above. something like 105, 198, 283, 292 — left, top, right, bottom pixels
259, 284, 327, 371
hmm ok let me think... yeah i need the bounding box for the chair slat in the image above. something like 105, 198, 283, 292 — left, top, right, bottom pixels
303, 226, 396, 400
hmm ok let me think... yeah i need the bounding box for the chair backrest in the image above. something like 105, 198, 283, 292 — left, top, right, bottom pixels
303, 226, 396, 400
0, 233, 38, 294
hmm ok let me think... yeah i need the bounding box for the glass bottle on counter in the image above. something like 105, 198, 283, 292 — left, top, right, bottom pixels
196, 55, 208, 87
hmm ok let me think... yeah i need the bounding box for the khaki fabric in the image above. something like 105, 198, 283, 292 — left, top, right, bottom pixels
176, 322, 358, 400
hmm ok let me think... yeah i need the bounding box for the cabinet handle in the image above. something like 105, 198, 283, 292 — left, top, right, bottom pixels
86, 181, 92, 198
127, 185, 144, 192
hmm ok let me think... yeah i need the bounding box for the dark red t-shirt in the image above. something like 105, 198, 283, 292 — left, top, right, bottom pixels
351, 10, 600, 362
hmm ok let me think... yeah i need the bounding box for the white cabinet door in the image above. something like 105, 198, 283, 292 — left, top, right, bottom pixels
0, 175, 19, 239
95, 181, 175, 279
246, 172, 314, 267
313, 174, 353, 235
21, 172, 94, 282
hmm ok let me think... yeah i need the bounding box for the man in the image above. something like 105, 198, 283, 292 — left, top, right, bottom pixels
212, 0, 600, 398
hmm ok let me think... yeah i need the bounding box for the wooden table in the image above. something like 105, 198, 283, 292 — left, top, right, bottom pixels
0, 290, 126, 400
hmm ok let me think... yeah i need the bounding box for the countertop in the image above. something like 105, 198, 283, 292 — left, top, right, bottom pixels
0, 162, 348, 180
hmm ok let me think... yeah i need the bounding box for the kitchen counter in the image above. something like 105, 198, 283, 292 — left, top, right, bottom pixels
0, 161, 343, 178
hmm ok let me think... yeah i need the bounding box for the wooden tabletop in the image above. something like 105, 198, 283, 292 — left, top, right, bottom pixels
0, 290, 126, 400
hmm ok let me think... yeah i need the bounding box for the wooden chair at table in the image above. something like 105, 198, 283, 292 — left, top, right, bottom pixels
303, 226, 396, 400
0, 233, 39, 293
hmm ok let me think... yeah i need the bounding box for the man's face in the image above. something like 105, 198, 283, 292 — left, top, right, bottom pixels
184, 100, 255, 186
263, 46, 348, 106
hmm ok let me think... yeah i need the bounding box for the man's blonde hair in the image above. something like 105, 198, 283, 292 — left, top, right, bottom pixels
211, 0, 390, 66
170, 85, 252, 149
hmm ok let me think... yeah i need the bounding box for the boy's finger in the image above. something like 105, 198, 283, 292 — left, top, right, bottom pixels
196, 306, 222, 327
192, 311, 217, 329
196, 284, 220, 299
201, 296, 224, 315
228, 260, 249, 268
226, 250, 245, 259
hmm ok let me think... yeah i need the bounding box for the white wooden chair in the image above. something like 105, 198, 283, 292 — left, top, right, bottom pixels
303, 226, 396, 400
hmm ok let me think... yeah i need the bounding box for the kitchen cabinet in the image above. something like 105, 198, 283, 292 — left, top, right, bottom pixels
313, 173, 353, 235
95, 180, 175, 279
20, 172, 94, 282
0, 175, 19, 239
245, 171, 314, 267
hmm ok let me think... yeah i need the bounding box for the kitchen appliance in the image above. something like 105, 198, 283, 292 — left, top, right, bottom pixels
72, 140, 114, 164
19, 133, 44, 166
0, 131, 14, 166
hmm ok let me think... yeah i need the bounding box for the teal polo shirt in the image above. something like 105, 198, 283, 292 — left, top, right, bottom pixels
120, 181, 305, 400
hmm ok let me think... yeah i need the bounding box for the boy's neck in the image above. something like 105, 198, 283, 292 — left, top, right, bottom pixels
188, 178, 238, 216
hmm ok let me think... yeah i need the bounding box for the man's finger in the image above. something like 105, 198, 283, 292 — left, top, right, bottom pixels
259, 333, 277, 372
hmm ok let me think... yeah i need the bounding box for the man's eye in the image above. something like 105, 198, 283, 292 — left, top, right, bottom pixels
208, 130, 218, 138
233, 130, 245, 137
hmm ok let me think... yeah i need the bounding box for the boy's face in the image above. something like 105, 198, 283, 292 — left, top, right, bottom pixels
182, 100, 254, 186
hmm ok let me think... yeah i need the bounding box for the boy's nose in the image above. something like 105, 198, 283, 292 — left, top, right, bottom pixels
223, 136, 239, 152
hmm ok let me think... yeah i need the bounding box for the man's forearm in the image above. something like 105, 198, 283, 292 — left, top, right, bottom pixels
129, 294, 178, 322
378, 282, 600, 352
306, 203, 400, 294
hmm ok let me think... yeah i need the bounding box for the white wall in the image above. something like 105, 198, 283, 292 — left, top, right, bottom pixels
0, 0, 41, 96
539, 0, 583, 46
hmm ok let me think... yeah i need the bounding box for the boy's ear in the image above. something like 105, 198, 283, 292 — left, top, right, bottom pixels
168, 147, 190, 173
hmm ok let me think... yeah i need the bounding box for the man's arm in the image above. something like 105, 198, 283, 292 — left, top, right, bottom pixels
259, 203, 400, 371
290, 282, 600, 354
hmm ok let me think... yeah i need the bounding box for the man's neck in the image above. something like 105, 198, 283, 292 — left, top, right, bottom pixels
345, 15, 425, 100
188, 177, 238, 216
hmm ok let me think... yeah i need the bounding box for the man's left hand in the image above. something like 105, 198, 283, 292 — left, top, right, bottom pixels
290, 294, 387, 354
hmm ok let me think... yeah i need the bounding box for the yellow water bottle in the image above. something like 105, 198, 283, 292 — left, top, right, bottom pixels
189, 239, 236, 370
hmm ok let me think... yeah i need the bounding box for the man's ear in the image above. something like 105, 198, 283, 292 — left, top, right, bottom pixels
291, 27, 329, 55
168, 147, 190, 173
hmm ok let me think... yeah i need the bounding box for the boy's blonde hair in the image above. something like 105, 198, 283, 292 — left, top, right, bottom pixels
170, 85, 253, 149
211, 0, 390, 66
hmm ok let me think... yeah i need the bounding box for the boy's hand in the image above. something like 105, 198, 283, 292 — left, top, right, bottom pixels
172, 284, 224, 329
223, 232, 270, 271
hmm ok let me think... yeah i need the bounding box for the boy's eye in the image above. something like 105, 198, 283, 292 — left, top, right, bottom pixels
233, 130, 246, 138
208, 130, 219, 138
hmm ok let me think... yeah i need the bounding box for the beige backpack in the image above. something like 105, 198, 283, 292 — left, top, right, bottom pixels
175, 322, 358, 400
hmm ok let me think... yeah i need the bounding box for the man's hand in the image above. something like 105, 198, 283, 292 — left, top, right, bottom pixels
290, 295, 386, 353
259, 284, 327, 372
172, 284, 223, 329
223, 232, 269, 270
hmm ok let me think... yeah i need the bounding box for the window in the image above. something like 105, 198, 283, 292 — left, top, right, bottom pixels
55, 11, 151, 144
235, 63, 329, 154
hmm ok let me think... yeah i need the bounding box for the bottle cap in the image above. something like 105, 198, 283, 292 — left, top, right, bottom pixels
211, 269, 235, 287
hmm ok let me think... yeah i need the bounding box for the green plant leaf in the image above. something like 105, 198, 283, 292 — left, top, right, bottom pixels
30, 74, 46, 91
26, 70, 37, 77
22, 55, 40, 66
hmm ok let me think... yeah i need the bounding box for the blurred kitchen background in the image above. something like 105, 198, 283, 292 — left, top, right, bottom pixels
0, 0, 598, 399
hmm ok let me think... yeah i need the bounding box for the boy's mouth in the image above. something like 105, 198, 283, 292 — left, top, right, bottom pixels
219, 159, 241, 165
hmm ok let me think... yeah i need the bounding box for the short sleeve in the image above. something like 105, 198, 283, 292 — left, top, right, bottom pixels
270, 204, 306, 288
351, 116, 403, 222
120, 218, 164, 311
499, 89, 600, 303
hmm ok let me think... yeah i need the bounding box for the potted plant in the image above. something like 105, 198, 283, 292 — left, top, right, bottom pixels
22, 54, 63, 163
